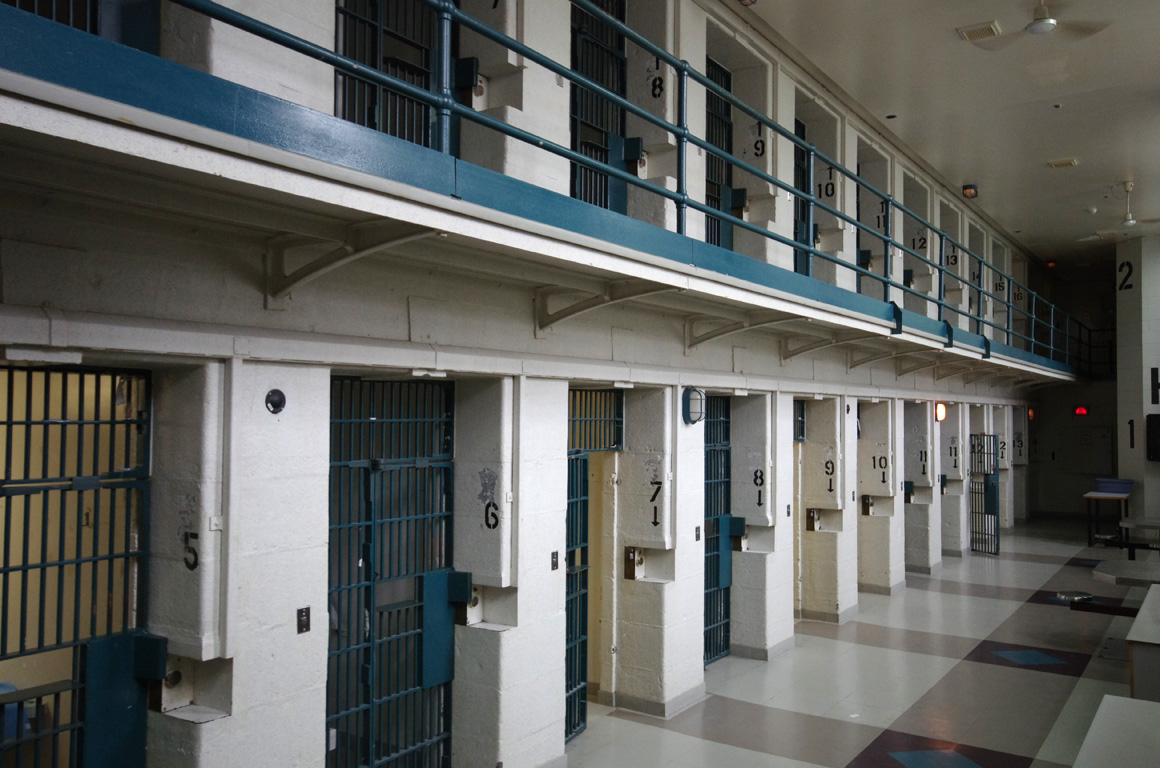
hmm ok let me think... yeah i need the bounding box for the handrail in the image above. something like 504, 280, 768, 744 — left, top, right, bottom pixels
151, 0, 1102, 371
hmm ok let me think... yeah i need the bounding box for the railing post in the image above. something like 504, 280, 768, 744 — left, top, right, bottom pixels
434, 0, 453, 155
802, 148, 821, 278
1005, 278, 1012, 345
1064, 312, 1071, 365
882, 199, 892, 303
1049, 305, 1056, 360
677, 62, 688, 236
937, 233, 946, 323
807, 148, 816, 278
1034, 294, 1044, 357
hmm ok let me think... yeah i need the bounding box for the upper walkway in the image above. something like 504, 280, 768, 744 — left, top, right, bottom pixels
0, 0, 1110, 382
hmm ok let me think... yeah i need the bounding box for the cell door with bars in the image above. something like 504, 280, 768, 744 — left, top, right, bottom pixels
565, 389, 623, 742
0, 366, 160, 768
969, 433, 1000, 555
327, 379, 455, 768
705, 59, 734, 251
703, 396, 732, 664
792, 119, 812, 275
570, 0, 628, 212
335, 0, 437, 146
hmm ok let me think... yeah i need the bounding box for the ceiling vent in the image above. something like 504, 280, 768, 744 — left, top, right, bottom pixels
956, 21, 1002, 42
1047, 158, 1079, 169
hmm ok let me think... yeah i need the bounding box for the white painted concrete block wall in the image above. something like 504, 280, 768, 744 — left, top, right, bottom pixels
731, 393, 794, 657
836, 395, 860, 619
902, 401, 941, 573
149, 362, 226, 661
940, 404, 969, 557
459, 0, 571, 195
678, 0, 708, 243
994, 406, 1015, 527
483, 376, 568, 768
148, 361, 331, 768
162, 0, 334, 115
454, 378, 515, 587
857, 400, 903, 594
613, 387, 703, 714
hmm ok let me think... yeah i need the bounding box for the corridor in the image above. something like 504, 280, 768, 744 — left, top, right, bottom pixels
567, 520, 1139, 767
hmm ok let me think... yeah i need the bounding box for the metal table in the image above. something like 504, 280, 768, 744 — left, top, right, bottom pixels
1073, 695, 1160, 767
1093, 560, 1160, 588
1084, 491, 1131, 547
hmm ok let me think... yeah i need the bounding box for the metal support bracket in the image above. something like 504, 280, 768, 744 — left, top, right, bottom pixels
265, 229, 441, 307
684, 311, 798, 353
934, 363, 975, 382
848, 348, 916, 371
895, 356, 941, 377
534, 279, 680, 337
780, 332, 878, 362
964, 369, 1003, 385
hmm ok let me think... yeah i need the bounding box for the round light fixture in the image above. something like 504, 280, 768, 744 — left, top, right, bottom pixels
1124, 211, 1138, 227
962, 184, 978, 199
1026, 16, 1057, 34
1026, 3, 1058, 34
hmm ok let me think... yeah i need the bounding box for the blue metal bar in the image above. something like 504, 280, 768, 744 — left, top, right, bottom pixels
804, 150, 816, 277
434, 0, 453, 154
678, 63, 688, 235
937, 234, 946, 323
883, 200, 893, 302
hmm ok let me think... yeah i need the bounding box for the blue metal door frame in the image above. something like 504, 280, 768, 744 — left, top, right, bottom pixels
969, 433, 999, 555
327, 378, 455, 768
0, 366, 162, 768
565, 389, 622, 741
564, 453, 589, 742
703, 396, 731, 664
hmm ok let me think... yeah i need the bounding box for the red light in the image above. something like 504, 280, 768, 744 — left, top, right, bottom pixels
1075, 406, 1089, 416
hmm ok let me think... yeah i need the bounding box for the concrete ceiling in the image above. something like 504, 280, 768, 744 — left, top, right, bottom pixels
740, 0, 1160, 266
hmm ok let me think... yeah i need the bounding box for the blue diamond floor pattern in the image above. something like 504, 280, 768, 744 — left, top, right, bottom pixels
888, 750, 983, 768
991, 649, 1064, 665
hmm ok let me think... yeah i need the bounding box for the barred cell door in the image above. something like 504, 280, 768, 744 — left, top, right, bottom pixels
336, 0, 436, 146
0, 366, 161, 768
793, 119, 811, 275
565, 390, 623, 741
564, 452, 589, 742
570, 0, 628, 212
328, 379, 455, 768
705, 59, 734, 251
703, 396, 732, 664
969, 434, 1000, 555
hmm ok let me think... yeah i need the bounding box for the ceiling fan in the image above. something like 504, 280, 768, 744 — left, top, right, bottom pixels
1077, 182, 1160, 241
972, 2, 1110, 50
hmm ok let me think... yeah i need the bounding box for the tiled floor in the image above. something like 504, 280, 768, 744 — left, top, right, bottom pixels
566, 519, 1148, 767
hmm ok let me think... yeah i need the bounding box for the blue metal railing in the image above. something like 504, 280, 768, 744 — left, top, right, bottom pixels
130, 0, 1097, 370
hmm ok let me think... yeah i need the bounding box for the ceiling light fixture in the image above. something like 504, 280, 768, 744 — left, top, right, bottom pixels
1123, 181, 1138, 227
1026, 2, 1058, 34
962, 184, 978, 199
738, 0, 757, 6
